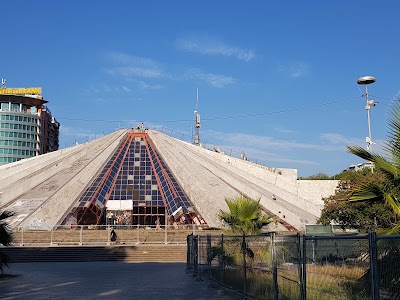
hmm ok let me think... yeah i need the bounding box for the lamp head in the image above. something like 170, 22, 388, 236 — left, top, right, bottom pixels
357, 76, 376, 85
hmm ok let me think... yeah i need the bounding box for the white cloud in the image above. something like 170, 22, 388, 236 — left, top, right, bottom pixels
221, 144, 319, 165
274, 127, 295, 134
277, 61, 310, 78
105, 66, 163, 79
81, 84, 132, 95
201, 131, 321, 166
105, 52, 165, 79
321, 133, 385, 155
213, 131, 386, 169
60, 126, 98, 139
121, 86, 131, 92
215, 132, 342, 152
176, 37, 255, 62
104, 51, 234, 87
106, 52, 158, 68
320, 133, 361, 145
94, 97, 108, 103
138, 81, 163, 90
183, 69, 235, 88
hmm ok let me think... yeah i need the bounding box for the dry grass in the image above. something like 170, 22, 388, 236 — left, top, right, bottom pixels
206, 262, 370, 300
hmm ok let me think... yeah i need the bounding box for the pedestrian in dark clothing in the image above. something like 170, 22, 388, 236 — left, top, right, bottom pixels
110, 229, 117, 243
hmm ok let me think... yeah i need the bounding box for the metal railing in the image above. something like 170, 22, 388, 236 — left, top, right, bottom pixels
12, 224, 218, 246
187, 232, 400, 300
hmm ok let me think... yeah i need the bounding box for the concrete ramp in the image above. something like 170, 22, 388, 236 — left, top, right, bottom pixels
2, 130, 128, 229
148, 130, 322, 230
0, 129, 337, 231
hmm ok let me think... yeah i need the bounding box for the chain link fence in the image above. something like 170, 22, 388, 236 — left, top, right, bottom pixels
187, 233, 400, 300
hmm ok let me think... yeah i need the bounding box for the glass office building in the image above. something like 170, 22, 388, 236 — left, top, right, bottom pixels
0, 94, 58, 164
40, 105, 60, 154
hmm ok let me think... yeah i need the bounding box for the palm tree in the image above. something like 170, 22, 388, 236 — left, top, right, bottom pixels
218, 195, 273, 235
347, 101, 400, 234
0, 210, 14, 274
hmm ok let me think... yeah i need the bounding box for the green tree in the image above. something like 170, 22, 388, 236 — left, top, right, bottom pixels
299, 172, 331, 180
347, 101, 400, 234
0, 210, 14, 274
318, 169, 394, 230
218, 195, 273, 235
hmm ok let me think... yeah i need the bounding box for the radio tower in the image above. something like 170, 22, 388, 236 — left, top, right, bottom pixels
194, 88, 201, 145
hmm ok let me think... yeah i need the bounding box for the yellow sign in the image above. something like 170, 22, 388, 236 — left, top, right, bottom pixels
0, 87, 42, 95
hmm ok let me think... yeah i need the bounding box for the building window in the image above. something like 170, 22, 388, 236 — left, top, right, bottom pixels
1, 103, 9, 111
11, 103, 19, 112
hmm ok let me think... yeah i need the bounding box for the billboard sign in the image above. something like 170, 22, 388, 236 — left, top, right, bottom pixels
0, 87, 42, 96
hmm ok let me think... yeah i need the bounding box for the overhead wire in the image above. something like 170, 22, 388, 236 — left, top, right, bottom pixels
369, 95, 396, 102
57, 95, 365, 124
59, 93, 391, 162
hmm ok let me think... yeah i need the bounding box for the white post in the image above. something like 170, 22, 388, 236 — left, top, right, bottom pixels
20, 227, 24, 246
137, 224, 140, 244
79, 226, 83, 245
366, 84, 373, 153
165, 224, 168, 245
50, 225, 54, 246
165, 211, 168, 244
107, 225, 110, 245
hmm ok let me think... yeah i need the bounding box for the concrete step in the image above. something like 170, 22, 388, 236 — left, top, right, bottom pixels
1, 245, 188, 263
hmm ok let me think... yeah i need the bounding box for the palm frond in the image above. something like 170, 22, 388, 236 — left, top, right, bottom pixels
346, 99, 400, 234
385, 101, 400, 163
377, 224, 400, 235
0, 210, 14, 246
384, 194, 400, 216
347, 145, 374, 162
0, 211, 14, 222
219, 196, 272, 235
349, 182, 383, 202
349, 190, 379, 202
347, 145, 399, 180
385, 126, 400, 153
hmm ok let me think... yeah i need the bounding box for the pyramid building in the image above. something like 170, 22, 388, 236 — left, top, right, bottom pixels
0, 128, 338, 231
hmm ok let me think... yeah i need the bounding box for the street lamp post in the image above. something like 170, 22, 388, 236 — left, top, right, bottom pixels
357, 76, 378, 152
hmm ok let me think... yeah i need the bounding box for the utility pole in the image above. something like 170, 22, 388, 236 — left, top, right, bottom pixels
357, 76, 378, 152
357, 75, 378, 174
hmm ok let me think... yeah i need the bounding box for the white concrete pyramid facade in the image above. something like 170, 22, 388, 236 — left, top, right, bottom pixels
0, 129, 338, 231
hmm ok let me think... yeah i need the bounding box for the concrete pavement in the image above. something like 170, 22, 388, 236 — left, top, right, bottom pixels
0, 262, 240, 300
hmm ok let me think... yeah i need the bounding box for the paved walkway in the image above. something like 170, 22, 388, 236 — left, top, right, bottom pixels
0, 262, 240, 300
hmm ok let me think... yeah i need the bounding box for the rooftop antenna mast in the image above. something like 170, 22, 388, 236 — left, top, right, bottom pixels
194, 88, 201, 145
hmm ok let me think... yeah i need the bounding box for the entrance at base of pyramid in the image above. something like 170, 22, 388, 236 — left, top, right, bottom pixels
104, 208, 167, 226
104, 202, 167, 226
65, 128, 206, 227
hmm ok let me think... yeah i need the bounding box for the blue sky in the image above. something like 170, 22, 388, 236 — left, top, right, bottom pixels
1, 1, 399, 176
